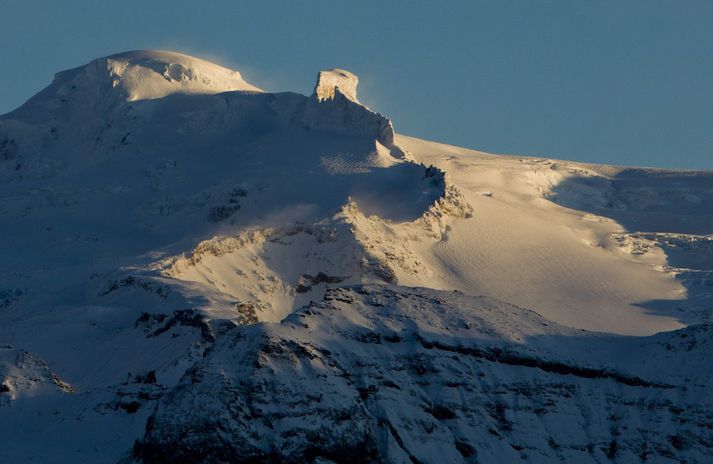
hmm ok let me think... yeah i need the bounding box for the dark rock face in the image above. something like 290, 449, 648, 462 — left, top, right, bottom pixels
139, 322, 379, 463
0, 136, 18, 160
137, 286, 713, 464
100, 276, 171, 299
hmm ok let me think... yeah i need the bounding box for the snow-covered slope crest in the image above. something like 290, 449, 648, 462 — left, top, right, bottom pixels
156, 188, 472, 323
11, 50, 262, 116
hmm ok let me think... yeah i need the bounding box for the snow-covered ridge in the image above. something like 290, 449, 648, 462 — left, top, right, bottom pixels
157, 169, 471, 323
15, 50, 262, 114
138, 285, 713, 463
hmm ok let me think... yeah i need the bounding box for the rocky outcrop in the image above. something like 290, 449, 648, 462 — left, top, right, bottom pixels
314, 69, 360, 103
418, 166, 474, 238
305, 68, 406, 159
0, 347, 73, 405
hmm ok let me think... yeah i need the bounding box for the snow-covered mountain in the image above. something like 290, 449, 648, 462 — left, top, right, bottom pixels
1, 50, 712, 463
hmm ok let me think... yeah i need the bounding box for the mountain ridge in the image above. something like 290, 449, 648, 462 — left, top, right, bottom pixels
1, 50, 712, 463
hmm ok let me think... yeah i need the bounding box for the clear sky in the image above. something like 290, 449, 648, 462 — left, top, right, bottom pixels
1, 1, 711, 168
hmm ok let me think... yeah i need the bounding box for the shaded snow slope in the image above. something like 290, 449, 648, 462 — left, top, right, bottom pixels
1, 50, 712, 463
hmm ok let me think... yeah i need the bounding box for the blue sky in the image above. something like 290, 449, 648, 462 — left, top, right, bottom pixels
1, 0, 711, 168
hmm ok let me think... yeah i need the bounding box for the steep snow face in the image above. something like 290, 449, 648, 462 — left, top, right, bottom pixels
314, 68, 359, 103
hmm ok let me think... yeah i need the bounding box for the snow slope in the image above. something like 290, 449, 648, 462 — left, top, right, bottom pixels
0, 50, 711, 463
394, 136, 713, 334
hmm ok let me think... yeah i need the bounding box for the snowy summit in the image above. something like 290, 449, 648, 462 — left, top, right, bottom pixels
1, 50, 712, 463
314, 68, 360, 103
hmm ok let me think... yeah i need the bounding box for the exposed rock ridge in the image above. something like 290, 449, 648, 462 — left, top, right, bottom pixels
1, 347, 73, 405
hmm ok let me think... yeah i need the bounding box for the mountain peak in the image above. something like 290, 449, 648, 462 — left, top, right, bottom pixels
14, 50, 262, 116
96, 50, 263, 101
313, 68, 359, 103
